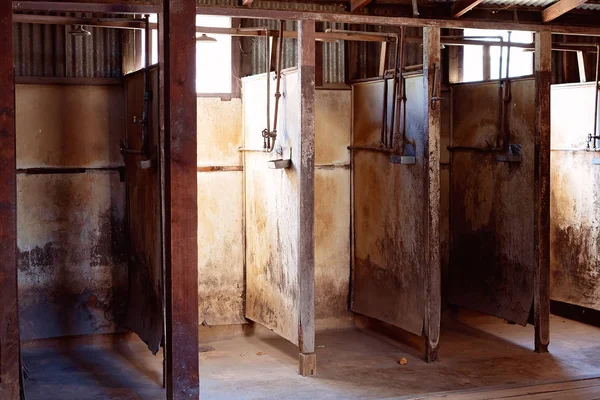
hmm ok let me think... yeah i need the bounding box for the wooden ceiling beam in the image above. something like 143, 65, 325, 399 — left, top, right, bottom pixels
350, 0, 373, 12
542, 0, 589, 22
452, 0, 485, 18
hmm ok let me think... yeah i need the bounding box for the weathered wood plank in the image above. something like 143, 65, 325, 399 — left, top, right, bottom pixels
423, 26, 442, 363
452, 0, 485, 18
161, 0, 200, 397
534, 31, 552, 354
542, 0, 588, 22
297, 19, 316, 365
350, 0, 373, 12
0, 1, 20, 398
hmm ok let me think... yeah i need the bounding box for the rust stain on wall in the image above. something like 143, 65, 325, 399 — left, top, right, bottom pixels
16, 84, 125, 169
197, 171, 246, 325
448, 79, 535, 326
16, 83, 126, 340
197, 97, 243, 167
315, 89, 351, 166
550, 82, 600, 310
314, 167, 350, 323
17, 173, 126, 340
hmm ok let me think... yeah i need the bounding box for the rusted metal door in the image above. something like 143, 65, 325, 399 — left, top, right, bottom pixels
350, 76, 428, 337
448, 79, 536, 326
550, 82, 600, 311
123, 67, 164, 354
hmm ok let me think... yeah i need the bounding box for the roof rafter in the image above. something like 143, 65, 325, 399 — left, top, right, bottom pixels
542, 0, 589, 22
350, 0, 373, 12
452, 0, 486, 18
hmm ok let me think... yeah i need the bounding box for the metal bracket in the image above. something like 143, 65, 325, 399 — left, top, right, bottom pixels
496, 144, 522, 163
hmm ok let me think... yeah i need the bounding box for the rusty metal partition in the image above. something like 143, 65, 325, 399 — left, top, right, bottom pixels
350, 75, 428, 336
123, 67, 164, 354
448, 78, 536, 326
550, 82, 600, 311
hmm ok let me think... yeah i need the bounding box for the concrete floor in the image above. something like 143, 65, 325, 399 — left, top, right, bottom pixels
21, 312, 600, 400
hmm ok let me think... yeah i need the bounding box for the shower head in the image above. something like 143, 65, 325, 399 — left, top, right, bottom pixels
197, 33, 217, 43
69, 25, 92, 37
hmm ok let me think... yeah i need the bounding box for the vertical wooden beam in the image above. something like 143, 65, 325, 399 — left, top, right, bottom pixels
577, 51, 587, 83
231, 18, 242, 98
0, 2, 20, 399
534, 30, 551, 354
379, 41, 389, 77
423, 26, 442, 363
315, 43, 324, 87
297, 19, 316, 377
161, 0, 200, 397
483, 45, 491, 81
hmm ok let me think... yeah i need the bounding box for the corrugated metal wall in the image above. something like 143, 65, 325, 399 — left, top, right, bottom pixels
227, 1, 346, 84
13, 13, 123, 78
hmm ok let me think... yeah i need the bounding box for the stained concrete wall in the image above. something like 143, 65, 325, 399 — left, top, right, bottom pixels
16, 84, 126, 340
314, 89, 351, 328
197, 97, 246, 325
550, 82, 600, 311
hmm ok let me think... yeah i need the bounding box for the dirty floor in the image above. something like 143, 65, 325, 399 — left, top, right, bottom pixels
21, 312, 600, 400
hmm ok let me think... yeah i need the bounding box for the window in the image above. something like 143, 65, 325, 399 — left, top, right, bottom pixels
145, 14, 232, 94
462, 29, 533, 83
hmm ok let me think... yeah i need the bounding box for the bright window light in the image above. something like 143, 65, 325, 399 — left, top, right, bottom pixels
145, 14, 232, 94
196, 15, 232, 94
462, 28, 533, 83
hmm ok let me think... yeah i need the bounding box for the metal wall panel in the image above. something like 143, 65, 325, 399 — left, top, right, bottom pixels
351, 76, 427, 336
123, 67, 163, 354
448, 78, 536, 326
13, 15, 122, 78
550, 82, 600, 311
239, 1, 346, 84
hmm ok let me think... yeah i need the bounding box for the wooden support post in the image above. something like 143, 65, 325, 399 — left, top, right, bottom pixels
379, 41, 389, 77
161, 0, 200, 397
483, 45, 491, 81
423, 26, 442, 363
0, 2, 20, 399
577, 51, 587, 83
534, 31, 551, 354
297, 19, 316, 377
542, 0, 589, 23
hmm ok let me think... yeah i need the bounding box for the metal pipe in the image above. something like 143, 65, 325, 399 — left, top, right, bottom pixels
327, 29, 401, 149
348, 145, 395, 154
388, 29, 402, 149
141, 14, 152, 159
260, 26, 270, 150
381, 62, 389, 147
267, 20, 285, 153
392, 26, 406, 151
594, 44, 600, 150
